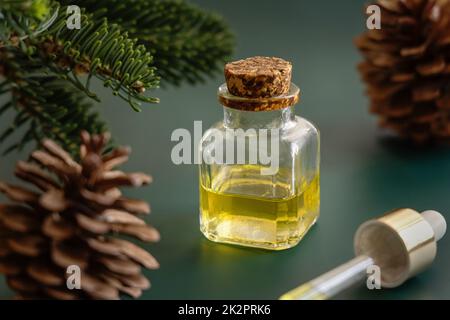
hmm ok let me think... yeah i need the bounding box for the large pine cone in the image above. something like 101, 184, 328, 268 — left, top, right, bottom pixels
0, 132, 160, 299
356, 0, 450, 143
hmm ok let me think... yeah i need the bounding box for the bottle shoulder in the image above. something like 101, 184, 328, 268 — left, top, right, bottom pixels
287, 116, 319, 137
200, 116, 319, 144
202, 116, 319, 132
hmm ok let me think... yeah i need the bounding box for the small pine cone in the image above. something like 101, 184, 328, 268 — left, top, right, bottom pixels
0, 131, 160, 300
355, 0, 450, 143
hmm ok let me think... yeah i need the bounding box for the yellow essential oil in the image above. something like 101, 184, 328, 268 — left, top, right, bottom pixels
200, 166, 320, 250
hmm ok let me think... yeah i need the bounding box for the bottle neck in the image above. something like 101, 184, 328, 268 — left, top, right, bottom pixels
223, 106, 295, 129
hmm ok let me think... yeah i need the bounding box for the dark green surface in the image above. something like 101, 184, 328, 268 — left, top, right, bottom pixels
1, 0, 449, 299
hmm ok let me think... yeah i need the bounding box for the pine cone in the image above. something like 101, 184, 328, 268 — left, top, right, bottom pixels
0, 132, 160, 299
356, 0, 450, 143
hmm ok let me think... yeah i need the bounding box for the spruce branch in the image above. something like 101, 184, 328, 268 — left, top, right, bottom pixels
60, 0, 235, 85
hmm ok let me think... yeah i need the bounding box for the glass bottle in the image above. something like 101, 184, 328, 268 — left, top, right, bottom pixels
199, 57, 320, 250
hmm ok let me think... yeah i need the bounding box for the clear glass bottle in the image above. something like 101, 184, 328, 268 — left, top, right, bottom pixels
199, 57, 320, 250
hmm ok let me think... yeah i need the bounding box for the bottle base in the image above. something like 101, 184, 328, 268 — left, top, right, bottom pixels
200, 215, 318, 251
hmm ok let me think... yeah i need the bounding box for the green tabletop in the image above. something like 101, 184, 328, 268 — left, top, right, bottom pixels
1, 0, 449, 300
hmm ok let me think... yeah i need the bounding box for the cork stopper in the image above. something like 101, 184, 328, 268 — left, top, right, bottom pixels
224, 57, 292, 98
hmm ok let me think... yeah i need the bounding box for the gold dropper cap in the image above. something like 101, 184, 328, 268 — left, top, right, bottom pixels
280, 208, 447, 300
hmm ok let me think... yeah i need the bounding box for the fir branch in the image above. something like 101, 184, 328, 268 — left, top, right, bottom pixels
0, 0, 59, 45
0, 0, 235, 156
0, 0, 51, 20
1, 2, 160, 111
0, 47, 107, 155
42, 6, 161, 111
60, 0, 235, 85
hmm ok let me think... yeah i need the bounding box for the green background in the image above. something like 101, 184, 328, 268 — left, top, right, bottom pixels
1, 0, 449, 299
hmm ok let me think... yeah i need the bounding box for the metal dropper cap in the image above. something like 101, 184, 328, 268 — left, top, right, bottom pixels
280, 208, 447, 300
354, 208, 446, 288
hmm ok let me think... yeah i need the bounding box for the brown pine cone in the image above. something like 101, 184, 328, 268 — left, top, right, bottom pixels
355, 0, 450, 143
0, 131, 159, 299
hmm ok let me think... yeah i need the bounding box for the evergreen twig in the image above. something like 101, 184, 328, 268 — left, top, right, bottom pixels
0, 47, 107, 156
0, 0, 234, 155
61, 0, 235, 85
